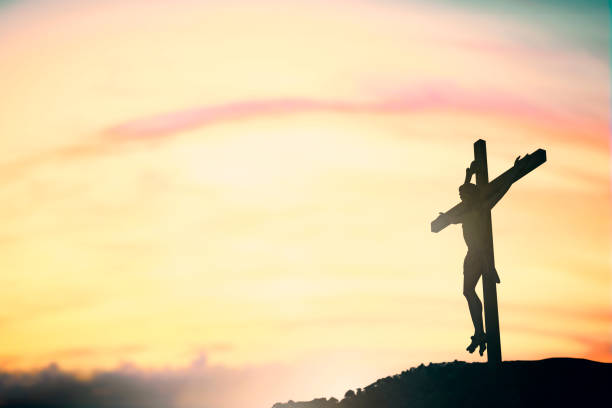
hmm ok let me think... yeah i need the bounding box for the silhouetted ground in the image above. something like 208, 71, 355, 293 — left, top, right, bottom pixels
272, 358, 611, 408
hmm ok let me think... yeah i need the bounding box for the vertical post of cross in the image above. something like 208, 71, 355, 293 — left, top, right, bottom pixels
473, 139, 502, 365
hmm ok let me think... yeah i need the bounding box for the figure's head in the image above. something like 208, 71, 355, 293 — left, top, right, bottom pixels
459, 183, 479, 203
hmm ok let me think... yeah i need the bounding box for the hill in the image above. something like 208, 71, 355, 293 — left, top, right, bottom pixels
272, 358, 611, 408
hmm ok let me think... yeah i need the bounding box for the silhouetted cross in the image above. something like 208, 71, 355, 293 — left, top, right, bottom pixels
431, 139, 546, 365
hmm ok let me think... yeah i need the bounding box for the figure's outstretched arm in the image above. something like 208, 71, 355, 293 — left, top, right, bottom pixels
437, 211, 462, 225
485, 156, 523, 210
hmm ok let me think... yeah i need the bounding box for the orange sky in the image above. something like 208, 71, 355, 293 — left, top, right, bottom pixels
0, 0, 610, 406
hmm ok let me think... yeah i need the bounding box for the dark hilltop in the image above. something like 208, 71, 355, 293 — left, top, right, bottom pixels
272, 358, 611, 408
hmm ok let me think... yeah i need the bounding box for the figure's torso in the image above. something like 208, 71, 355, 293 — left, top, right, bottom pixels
461, 205, 487, 251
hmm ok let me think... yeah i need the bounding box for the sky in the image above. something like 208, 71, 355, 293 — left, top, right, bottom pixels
0, 0, 610, 407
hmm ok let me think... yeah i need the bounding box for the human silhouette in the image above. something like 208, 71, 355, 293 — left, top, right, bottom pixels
439, 156, 524, 356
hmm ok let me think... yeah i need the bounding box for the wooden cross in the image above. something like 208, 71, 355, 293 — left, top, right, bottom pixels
431, 139, 546, 365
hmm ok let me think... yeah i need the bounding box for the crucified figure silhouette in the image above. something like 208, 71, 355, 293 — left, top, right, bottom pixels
441, 156, 522, 356
432, 140, 547, 364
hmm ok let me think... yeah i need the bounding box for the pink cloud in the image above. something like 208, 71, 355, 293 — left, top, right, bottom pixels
105, 86, 607, 147
4, 85, 606, 182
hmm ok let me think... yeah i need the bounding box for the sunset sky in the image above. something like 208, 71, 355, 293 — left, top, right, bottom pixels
0, 0, 610, 407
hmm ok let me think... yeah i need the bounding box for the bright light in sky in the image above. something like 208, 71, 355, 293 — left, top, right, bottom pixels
0, 0, 609, 407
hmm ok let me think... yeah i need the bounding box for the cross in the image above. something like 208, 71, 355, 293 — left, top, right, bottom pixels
431, 139, 546, 365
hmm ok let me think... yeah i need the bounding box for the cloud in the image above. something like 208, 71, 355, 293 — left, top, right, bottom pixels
105, 86, 607, 146
2, 82, 606, 185
0, 362, 180, 408
0, 355, 290, 408
0, 140, 111, 185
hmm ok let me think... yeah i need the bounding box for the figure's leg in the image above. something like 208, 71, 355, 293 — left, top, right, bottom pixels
463, 258, 484, 336
463, 255, 486, 354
